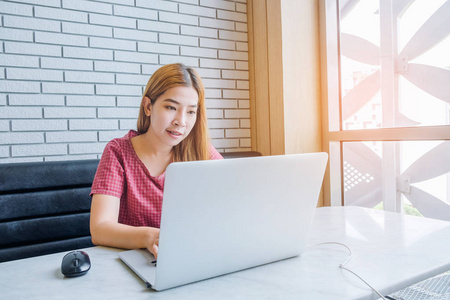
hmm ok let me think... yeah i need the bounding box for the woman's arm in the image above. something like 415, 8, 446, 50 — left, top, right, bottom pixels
90, 194, 160, 258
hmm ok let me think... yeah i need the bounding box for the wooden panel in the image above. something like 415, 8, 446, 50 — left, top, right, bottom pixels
248, 0, 271, 156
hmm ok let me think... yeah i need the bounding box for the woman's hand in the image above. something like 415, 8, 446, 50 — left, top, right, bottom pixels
145, 227, 160, 259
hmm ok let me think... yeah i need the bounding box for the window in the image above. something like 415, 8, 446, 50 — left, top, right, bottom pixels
321, 0, 450, 221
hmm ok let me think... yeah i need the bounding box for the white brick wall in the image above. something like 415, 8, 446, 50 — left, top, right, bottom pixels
0, 0, 250, 163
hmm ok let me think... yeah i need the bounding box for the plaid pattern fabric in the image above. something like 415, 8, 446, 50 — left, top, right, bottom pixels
91, 130, 223, 228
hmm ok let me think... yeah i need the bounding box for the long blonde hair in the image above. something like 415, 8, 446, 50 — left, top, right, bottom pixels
137, 63, 210, 162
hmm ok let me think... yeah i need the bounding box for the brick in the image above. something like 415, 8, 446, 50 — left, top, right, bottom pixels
90, 13, 136, 29
223, 89, 249, 99
65, 71, 115, 83
202, 78, 235, 89
205, 99, 238, 109
200, 58, 234, 69
44, 107, 96, 119
200, 17, 234, 30
12, 143, 67, 157
7, 68, 63, 81
225, 109, 250, 118
181, 46, 217, 59
181, 25, 217, 38
95, 61, 141, 73
237, 80, 249, 89
200, 38, 235, 50
41, 57, 93, 71
180, 4, 215, 18
45, 154, 99, 161
98, 107, 139, 118
97, 0, 134, 5
5, 41, 61, 57
141, 64, 163, 75
217, 10, 247, 23
0, 27, 33, 42
63, 22, 113, 38
46, 131, 98, 143
0, 120, 10, 131
219, 30, 247, 42
99, 130, 129, 141
0, 54, 39, 68
207, 119, 239, 129
0, 157, 46, 163
0, 107, 41, 119
115, 73, 149, 86
159, 55, 199, 67
209, 129, 224, 139
211, 138, 239, 148
138, 20, 179, 34
221, 70, 248, 80
160, 33, 198, 47
240, 138, 251, 148
113, 28, 157, 42
12, 119, 68, 131
206, 109, 223, 119
69, 142, 107, 154
117, 96, 142, 107
67, 96, 116, 107
236, 42, 248, 51
236, 61, 249, 70
90, 37, 136, 51
0, 1, 33, 16
9, 94, 65, 106
225, 128, 250, 138
236, 22, 248, 32
238, 99, 250, 108
62, 0, 113, 14
135, 0, 178, 12
42, 82, 94, 95
35, 32, 89, 47
3, 15, 60, 32
69, 119, 118, 130
0, 132, 44, 145
200, 0, 235, 11
64, 46, 113, 60
113, 5, 157, 20
96, 84, 142, 96
236, 3, 247, 13
204, 88, 222, 98
0, 80, 40, 93
138, 42, 179, 55
35, 6, 88, 23
159, 11, 198, 26
114, 50, 158, 64
195, 67, 221, 78
240, 119, 251, 128
0, 146, 9, 157
219, 50, 247, 60
119, 119, 136, 129
2, 0, 60, 7
0, 94, 6, 105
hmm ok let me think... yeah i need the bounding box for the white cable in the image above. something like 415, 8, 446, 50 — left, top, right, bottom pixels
307, 242, 387, 300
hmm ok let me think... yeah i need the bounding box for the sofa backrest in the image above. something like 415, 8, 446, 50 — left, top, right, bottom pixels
0, 151, 261, 262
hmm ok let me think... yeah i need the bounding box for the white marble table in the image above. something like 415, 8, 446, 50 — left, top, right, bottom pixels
1, 207, 450, 300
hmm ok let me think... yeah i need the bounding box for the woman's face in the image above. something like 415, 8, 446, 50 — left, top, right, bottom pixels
146, 86, 199, 148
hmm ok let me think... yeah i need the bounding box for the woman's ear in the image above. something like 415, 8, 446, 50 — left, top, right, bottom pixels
143, 96, 152, 117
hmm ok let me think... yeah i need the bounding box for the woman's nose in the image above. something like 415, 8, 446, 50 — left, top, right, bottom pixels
173, 112, 186, 127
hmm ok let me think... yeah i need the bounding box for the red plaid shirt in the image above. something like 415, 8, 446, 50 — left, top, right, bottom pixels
90, 130, 223, 228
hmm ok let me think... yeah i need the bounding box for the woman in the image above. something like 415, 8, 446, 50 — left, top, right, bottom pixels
90, 63, 223, 259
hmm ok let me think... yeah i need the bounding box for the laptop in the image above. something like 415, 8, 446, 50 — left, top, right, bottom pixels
119, 152, 328, 291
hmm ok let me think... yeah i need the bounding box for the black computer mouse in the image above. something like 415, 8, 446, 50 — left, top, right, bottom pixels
61, 250, 91, 277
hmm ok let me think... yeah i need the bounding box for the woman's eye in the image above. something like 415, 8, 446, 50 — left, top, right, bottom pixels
166, 106, 176, 110
188, 110, 197, 115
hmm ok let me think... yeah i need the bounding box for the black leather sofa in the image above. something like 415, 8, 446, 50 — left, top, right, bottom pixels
0, 151, 261, 263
